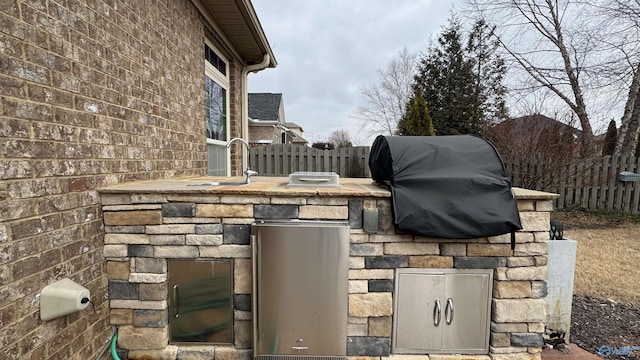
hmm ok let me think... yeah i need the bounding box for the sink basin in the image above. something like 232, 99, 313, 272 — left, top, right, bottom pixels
217, 181, 248, 186
186, 181, 248, 187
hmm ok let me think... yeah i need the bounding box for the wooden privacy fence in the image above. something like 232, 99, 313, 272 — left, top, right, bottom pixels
249, 144, 371, 178
250, 145, 640, 213
506, 155, 640, 214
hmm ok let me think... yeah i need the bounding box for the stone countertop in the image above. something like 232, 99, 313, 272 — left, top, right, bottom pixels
97, 176, 392, 197
98, 176, 558, 200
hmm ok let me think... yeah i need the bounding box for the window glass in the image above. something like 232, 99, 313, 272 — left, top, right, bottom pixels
207, 143, 227, 176
205, 44, 226, 75
205, 76, 227, 141
204, 41, 229, 176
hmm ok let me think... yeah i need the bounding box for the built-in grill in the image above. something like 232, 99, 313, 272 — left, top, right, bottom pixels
369, 135, 522, 242
251, 220, 349, 360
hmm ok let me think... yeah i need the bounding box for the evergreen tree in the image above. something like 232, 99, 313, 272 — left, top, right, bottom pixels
397, 90, 435, 136
466, 20, 508, 125
411, 17, 507, 135
602, 119, 617, 156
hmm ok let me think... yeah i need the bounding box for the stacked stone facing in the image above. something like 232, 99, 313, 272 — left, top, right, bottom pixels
101, 192, 553, 360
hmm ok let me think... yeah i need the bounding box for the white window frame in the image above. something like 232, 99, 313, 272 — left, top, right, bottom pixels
204, 40, 230, 175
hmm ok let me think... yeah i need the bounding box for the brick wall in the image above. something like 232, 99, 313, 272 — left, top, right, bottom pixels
100, 191, 552, 360
228, 59, 244, 176
249, 125, 279, 144
0, 1, 246, 358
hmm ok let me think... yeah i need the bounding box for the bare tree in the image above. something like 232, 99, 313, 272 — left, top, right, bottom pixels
469, 0, 595, 142
352, 47, 417, 138
601, 0, 640, 156
485, 114, 595, 190
328, 129, 353, 148
615, 66, 640, 156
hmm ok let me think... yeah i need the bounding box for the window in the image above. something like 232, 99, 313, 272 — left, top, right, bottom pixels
204, 42, 229, 176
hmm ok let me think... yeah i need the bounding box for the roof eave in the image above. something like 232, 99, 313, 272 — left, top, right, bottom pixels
193, 0, 277, 67
238, 0, 277, 67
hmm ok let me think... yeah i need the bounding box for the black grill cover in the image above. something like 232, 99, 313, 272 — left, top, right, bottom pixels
369, 135, 522, 239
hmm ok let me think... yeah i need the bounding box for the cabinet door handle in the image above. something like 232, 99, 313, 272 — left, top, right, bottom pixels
445, 298, 454, 325
251, 234, 259, 348
173, 285, 180, 318
433, 300, 441, 327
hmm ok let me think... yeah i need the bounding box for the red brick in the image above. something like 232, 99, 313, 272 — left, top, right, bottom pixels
0, 118, 30, 138
32, 121, 76, 141
10, 214, 61, 239
0, 0, 20, 18
0, 74, 26, 98
13, 249, 61, 279
0, 160, 33, 180
9, 178, 62, 198
0, 342, 20, 360
8, 238, 38, 263
0, 0, 231, 357
0, 274, 42, 305
2, 98, 53, 121
23, 346, 46, 360
0, 304, 17, 327
2, 139, 55, 158
68, 178, 87, 192
5, 58, 50, 84
28, 84, 74, 107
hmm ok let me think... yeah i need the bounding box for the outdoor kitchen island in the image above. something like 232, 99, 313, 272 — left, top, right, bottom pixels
99, 176, 557, 360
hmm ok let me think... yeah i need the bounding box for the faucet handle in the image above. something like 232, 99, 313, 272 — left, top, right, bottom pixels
245, 169, 258, 176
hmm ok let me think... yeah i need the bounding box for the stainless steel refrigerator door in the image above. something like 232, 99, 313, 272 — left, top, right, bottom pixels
253, 221, 349, 356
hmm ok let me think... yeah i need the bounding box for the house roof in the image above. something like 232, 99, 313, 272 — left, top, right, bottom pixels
501, 114, 582, 136
291, 135, 308, 145
248, 93, 282, 121
286, 122, 303, 132
194, 0, 277, 67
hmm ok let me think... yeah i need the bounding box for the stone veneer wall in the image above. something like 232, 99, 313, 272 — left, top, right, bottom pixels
101, 192, 552, 360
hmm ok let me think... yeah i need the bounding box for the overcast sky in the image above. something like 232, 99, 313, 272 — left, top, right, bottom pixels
248, 0, 461, 146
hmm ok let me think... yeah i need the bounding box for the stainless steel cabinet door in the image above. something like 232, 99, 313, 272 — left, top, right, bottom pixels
167, 260, 233, 344
442, 272, 492, 352
393, 269, 492, 354
394, 272, 444, 352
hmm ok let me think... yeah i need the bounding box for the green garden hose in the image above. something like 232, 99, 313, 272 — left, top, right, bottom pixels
110, 329, 121, 360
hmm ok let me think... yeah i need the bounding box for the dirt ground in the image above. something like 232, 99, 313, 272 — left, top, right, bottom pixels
551, 211, 640, 359
571, 295, 640, 359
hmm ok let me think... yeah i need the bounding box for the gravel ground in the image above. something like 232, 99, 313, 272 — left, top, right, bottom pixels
571, 294, 640, 360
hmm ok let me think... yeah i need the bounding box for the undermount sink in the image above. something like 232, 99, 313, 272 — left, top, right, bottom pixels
186, 181, 248, 187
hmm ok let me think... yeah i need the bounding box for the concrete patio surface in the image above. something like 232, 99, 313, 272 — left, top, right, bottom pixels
542, 344, 602, 360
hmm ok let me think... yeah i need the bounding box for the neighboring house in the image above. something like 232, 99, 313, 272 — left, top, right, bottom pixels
286, 122, 309, 145
487, 114, 590, 154
0, 1, 275, 358
495, 114, 582, 141
248, 92, 308, 146
495, 113, 605, 153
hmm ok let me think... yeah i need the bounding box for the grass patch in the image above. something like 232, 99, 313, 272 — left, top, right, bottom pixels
552, 207, 640, 229
553, 208, 640, 307
564, 225, 640, 307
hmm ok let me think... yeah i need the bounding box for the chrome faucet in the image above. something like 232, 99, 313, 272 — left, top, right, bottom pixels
226, 137, 258, 184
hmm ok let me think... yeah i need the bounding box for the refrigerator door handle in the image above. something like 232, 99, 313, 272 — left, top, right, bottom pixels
251, 234, 258, 348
